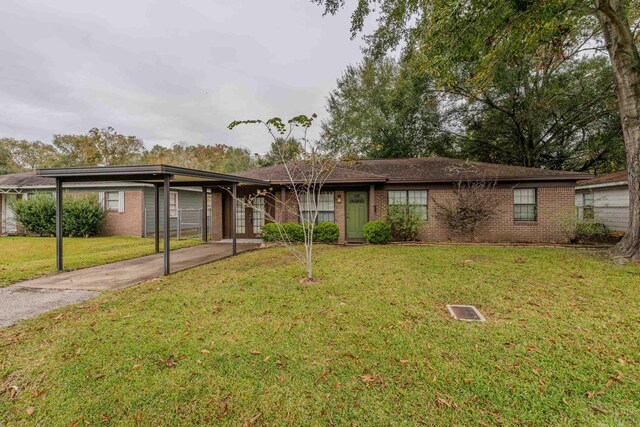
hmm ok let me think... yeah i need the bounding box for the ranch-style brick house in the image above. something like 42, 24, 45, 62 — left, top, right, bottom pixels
1, 157, 592, 243
229, 157, 592, 243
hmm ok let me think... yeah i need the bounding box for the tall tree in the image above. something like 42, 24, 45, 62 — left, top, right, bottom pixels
315, 0, 640, 258
141, 143, 255, 173
1, 138, 59, 170
322, 57, 448, 158
454, 55, 624, 172
0, 141, 18, 174
53, 127, 144, 166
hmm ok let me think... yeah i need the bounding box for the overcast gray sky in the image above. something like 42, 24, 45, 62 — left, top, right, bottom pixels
0, 0, 365, 154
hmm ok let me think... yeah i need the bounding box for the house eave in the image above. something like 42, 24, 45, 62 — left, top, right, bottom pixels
576, 180, 628, 190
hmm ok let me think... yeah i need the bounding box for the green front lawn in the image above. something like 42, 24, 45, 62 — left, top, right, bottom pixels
1, 245, 639, 425
0, 236, 202, 286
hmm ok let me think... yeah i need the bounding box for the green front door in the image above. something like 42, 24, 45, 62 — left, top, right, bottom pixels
346, 191, 368, 240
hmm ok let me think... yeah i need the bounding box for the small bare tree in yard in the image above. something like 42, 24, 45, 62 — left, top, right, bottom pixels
228, 114, 338, 282
434, 180, 499, 240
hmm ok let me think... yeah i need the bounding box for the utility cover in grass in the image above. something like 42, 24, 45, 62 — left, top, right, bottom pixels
447, 305, 486, 321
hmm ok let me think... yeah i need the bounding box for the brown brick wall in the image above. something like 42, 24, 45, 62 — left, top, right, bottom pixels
99, 191, 144, 237
211, 192, 223, 241
335, 190, 346, 243
217, 184, 575, 243
373, 186, 574, 243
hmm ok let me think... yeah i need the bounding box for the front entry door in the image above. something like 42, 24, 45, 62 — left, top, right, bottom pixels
346, 191, 368, 240
234, 196, 265, 238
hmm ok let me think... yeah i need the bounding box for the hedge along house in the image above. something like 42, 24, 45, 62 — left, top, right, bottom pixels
230, 157, 592, 243
0, 172, 210, 238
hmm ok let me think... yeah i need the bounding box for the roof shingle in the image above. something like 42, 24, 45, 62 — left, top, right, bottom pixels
237, 157, 592, 184
577, 170, 627, 187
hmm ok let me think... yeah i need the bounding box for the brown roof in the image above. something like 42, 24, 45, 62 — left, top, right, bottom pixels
238, 157, 592, 184
0, 172, 54, 187
577, 170, 627, 187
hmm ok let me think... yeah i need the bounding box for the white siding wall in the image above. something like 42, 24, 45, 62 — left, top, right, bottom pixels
576, 185, 629, 231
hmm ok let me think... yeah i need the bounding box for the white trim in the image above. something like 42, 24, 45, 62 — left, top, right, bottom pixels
118, 190, 125, 213
169, 191, 179, 218
576, 181, 627, 190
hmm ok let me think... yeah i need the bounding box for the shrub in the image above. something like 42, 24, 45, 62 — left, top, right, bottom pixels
573, 221, 613, 244
363, 220, 392, 244
63, 194, 106, 237
433, 180, 498, 239
260, 222, 304, 242
313, 222, 339, 243
386, 204, 423, 241
10, 192, 106, 237
10, 193, 56, 236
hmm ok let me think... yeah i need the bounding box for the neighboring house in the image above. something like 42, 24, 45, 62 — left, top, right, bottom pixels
575, 170, 629, 232
229, 157, 592, 243
0, 172, 212, 237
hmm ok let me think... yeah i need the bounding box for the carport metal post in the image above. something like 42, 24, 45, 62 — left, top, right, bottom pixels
55, 178, 63, 271
232, 183, 237, 255
201, 187, 208, 242
163, 176, 171, 275
154, 183, 160, 253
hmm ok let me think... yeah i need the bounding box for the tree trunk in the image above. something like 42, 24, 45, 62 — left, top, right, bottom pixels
596, 0, 640, 259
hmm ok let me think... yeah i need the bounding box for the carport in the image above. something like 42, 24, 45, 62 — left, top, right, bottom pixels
36, 165, 269, 275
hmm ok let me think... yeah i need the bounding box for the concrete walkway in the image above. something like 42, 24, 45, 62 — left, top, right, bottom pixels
0, 242, 259, 327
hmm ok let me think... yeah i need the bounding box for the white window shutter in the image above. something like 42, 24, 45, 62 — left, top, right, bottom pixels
118, 191, 125, 212
98, 192, 105, 206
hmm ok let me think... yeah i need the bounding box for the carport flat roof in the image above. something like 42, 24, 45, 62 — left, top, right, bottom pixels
36, 164, 270, 186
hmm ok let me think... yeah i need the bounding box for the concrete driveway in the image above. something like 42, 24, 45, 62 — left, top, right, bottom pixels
0, 242, 259, 327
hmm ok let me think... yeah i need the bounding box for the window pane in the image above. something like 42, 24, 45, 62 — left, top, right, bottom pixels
408, 190, 428, 220
253, 197, 265, 234
514, 189, 535, 204
318, 192, 334, 211
170, 192, 178, 217
106, 192, 119, 210
235, 198, 245, 233
583, 193, 594, 206
407, 190, 427, 206
318, 211, 335, 223
388, 190, 407, 205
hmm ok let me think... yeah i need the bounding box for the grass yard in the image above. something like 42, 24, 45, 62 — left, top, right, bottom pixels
0, 236, 201, 286
1, 245, 639, 426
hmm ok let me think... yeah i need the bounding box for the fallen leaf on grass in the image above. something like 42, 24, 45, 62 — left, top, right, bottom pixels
399, 359, 409, 364
201, 349, 210, 354
250, 350, 261, 355
436, 398, 458, 409
32, 389, 47, 398
26, 407, 34, 416
360, 374, 375, 383
132, 364, 143, 370
592, 406, 608, 414
532, 367, 541, 376
244, 412, 262, 426
463, 378, 473, 384
587, 391, 605, 399
610, 371, 624, 382
70, 416, 84, 427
